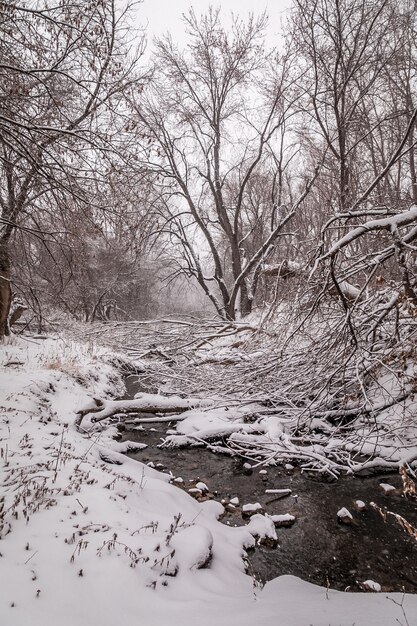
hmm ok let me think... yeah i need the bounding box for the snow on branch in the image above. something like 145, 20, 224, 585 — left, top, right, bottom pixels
322, 205, 417, 260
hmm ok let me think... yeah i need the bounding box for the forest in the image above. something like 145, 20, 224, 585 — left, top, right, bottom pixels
1, 1, 417, 625
2, 0, 417, 467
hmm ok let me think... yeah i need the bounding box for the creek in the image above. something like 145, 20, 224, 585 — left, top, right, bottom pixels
119, 375, 417, 593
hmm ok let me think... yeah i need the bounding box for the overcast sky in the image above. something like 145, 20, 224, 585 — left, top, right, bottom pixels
139, 0, 292, 46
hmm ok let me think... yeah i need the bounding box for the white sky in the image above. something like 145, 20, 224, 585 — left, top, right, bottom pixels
139, 0, 292, 46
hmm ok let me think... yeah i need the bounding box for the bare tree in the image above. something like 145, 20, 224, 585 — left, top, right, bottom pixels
293, 0, 395, 212
131, 8, 314, 320
11, 175, 162, 327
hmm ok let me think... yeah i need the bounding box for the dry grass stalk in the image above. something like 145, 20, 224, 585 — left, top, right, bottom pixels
370, 501, 417, 542
400, 466, 417, 499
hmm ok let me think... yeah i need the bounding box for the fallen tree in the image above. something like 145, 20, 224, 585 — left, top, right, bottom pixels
70, 307, 417, 477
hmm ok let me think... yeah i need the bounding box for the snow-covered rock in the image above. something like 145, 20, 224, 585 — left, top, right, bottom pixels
230, 497, 240, 506
243, 462, 253, 475
170, 525, 213, 570
361, 580, 382, 592
355, 500, 366, 511
242, 502, 263, 516
379, 483, 396, 493
337, 507, 353, 524
196, 481, 208, 492
267, 513, 296, 528
246, 514, 277, 544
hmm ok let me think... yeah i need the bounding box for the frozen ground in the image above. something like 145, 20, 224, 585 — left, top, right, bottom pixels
1, 335, 417, 626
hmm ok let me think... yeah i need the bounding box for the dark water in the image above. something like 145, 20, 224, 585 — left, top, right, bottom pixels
118, 375, 417, 592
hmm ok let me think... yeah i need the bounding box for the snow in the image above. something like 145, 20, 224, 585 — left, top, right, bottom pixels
112, 440, 148, 453
1, 335, 417, 626
76, 393, 211, 430
170, 525, 213, 570
112, 347, 417, 477
355, 500, 366, 511
268, 260, 302, 273
230, 497, 240, 506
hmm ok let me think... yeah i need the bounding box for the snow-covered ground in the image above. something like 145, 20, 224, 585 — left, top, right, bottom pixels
1, 334, 417, 626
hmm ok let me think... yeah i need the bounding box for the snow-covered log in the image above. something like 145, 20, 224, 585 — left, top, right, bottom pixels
75, 393, 212, 430
262, 260, 304, 279
328, 280, 362, 302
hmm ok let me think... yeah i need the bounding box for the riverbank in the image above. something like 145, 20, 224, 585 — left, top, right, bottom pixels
1, 333, 417, 626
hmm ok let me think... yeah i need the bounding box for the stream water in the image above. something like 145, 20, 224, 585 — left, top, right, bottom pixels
119, 375, 417, 593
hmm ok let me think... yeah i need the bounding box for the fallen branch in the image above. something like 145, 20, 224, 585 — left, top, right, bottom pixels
323, 205, 417, 261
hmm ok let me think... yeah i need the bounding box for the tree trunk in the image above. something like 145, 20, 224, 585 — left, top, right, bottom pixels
239, 283, 253, 317
0, 240, 11, 339
9, 302, 27, 328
